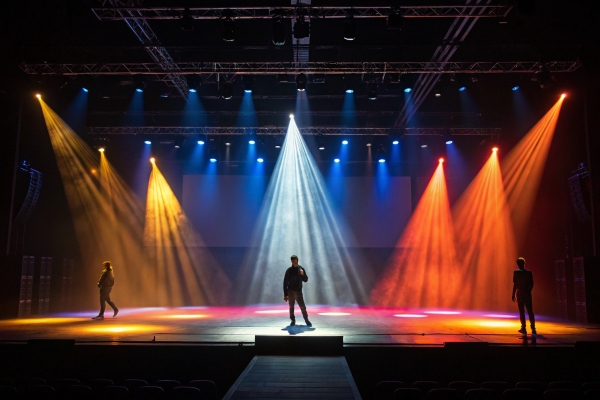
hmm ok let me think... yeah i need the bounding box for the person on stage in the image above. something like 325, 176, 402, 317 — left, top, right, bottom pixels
92, 261, 119, 320
512, 257, 536, 335
283, 255, 312, 327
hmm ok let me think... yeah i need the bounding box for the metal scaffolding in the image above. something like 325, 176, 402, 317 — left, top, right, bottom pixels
92, 5, 513, 20
87, 126, 501, 136
20, 61, 581, 76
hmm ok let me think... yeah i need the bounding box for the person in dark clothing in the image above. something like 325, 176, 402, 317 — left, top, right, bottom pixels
92, 261, 119, 320
512, 257, 536, 335
283, 255, 312, 327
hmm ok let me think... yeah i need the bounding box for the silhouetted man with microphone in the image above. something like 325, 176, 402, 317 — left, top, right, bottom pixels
283, 255, 312, 327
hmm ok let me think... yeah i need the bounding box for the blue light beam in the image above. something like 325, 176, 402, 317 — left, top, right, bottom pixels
240, 118, 367, 305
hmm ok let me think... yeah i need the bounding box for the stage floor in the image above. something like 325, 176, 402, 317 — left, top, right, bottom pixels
1, 306, 599, 346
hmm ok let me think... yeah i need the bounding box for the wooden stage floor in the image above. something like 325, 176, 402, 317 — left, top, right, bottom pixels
1, 306, 599, 346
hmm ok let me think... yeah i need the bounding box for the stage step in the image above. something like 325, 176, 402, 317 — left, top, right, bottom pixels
222, 356, 362, 400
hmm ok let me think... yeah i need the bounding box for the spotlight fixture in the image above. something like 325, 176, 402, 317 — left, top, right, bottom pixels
289, 114, 294, 119
144, 140, 152, 145
82, 87, 89, 93
98, 147, 106, 153
404, 88, 412, 93
392, 140, 399, 145
387, 7, 404, 31
35, 94, 41, 99
210, 158, 217, 163
198, 140, 204, 145
343, 76, 356, 94
439, 158, 444, 163
368, 89, 378, 100
319, 147, 325, 150
434, 89, 441, 97
561, 93, 567, 98
458, 86, 467, 92
186, 75, 201, 93
492, 147, 498, 152
257, 158, 264, 163
442, 129, 453, 145
132, 74, 146, 92
249, 140, 256, 145
293, 15, 310, 39
378, 158, 386, 163
343, 13, 356, 41
272, 13, 285, 46
512, 85, 520, 91
180, 7, 194, 32
296, 74, 307, 91
421, 144, 428, 148
242, 76, 254, 93
334, 158, 340, 163
174, 136, 184, 149
221, 10, 235, 42
220, 82, 233, 99
150, 157, 155, 163
342, 140, 348, 145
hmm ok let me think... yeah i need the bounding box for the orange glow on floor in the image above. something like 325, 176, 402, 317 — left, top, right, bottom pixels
371, 163, 458, 308
161, 314, 210, 319
452, 151, 517, 311
145, 162, 231, 306
501, 96, 564, 244
82, 324, 162, 334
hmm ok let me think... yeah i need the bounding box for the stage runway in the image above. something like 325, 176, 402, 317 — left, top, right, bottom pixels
1, 306, 598, 346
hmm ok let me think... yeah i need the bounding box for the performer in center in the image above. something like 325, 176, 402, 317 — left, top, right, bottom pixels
283, 255, 312, 327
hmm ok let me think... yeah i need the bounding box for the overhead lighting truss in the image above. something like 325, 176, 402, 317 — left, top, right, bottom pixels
87, 126, 501, 136
92, 5, 513, 20
20, 61, 581, 76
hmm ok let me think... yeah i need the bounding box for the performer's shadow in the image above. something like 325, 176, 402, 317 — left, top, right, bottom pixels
282, 325, 316, 335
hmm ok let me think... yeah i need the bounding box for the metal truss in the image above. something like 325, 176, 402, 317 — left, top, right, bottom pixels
103, 0, 188, 97
92, 5, 512, 20
87, 126, 501, 136
20, 61, 581, 76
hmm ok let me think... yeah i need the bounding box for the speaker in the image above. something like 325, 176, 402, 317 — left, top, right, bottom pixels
255, 336, 343, 356
573, 256, 600, 323
568, 168, 591, 223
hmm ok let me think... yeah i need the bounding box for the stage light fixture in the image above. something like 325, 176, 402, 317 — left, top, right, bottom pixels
366, 143, 372, 147
439, 158, 444, 163
276, 145, 282, 149
249, 140, 256, 145
344, 76, 356, 94
387, 7, 404, 31
393, 140, 399, 145
132, 74, 146, 92
334, 158, 340, 163
35, 94, 41, 99
319, 147, 325, 150
289, 114, 294, 119
434, 89, 441, 97
492, 147, 498, 152
82, 87, 89, 93
446, 140, 453, 145
221, 10, 235, 42
257, 158, 264, 163
343, 13, 356, 41
378, 158, 385, 163
144, 140, 152, 145
186, 75, 201, 93
512, 85, 520, 91
150, 157, 155, 163
180, 7, 194, 32
220, 82, 233, 99
272, 14, 285, 46
421, 144, 428, 148
293, 15, 310, 39
242, 76, 254, 93
404, 87, 412, 93
561, 93, 567, 98
442, 129, 453, 145
296, 74, 307, 91
174, 136, 184, 149
198, 140, 204, 145
342, 140, 348, 145
368, 90, 378, 100
98, 147, 105, 153
210, 158, 217, 163
458, 86, 467, 92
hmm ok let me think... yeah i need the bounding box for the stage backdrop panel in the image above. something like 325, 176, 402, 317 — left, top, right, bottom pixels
183, 175, 412, 248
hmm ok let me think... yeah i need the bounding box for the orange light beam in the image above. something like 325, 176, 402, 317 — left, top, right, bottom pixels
452, 151, 517, 311
371, 162, 458, 308
501, 96, 565, 245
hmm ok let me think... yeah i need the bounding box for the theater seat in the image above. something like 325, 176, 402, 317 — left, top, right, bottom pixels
426, 388, 460, 399
187, 380, 217, 400
502, 388, 540, 400
102, 386, 130, 400
376, 381, 407, 399
464, 388, 498, 400
448, 381, 477, 395
135, 386, 165, 400
393, 388, 423, 400
172, 386, 203, 400
412, 381, 441, 394
543, 389, 582, 400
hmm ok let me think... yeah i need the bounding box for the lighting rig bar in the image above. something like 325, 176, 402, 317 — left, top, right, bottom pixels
92, 5, 513, 20
20, 61, 581, 76
87, 127, 501, 136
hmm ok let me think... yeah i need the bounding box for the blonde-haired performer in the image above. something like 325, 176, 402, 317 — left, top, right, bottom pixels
92, 261, 119, 320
